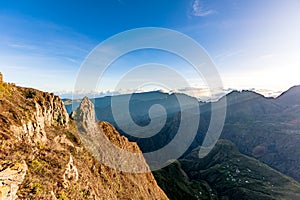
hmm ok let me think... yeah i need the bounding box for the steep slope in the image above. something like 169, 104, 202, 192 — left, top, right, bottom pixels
219, 90, 300, 182
139, 89, 300, 184
276, 85, 300, 107
154, 140, 300, 200
0, 80, 167, 199
275, 85, 300, 118
221, 121, 300, 182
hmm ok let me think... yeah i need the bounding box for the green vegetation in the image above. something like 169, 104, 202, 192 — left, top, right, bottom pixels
30, 182, 44, 195
154, 140, 300, 200
0, 82, 11, 99
57, 191, 69, 200
29, 159, 50, 175
154, 161, 215, 200
25, 89, 36, 99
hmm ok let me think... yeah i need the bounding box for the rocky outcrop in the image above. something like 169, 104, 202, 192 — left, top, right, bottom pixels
71, 97, 151, 173
63, 155, 78, 188
52, 135, 74, 151
20, 94, 69, 143
71, 96, 97, 136
0, 160, 28, 200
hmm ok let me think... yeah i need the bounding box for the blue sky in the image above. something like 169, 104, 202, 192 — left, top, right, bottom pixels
0, 0, 300, 98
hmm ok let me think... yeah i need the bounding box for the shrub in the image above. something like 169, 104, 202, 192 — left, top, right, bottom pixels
26, 90, 36, 99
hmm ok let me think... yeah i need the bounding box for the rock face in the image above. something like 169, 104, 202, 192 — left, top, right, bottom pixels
11, 95, 69, 143
0, 161, 28, 200
0, 79, 168, 199
0, 82, 69, 144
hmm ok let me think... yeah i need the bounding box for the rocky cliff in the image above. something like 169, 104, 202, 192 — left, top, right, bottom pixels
0, 80, 167, 199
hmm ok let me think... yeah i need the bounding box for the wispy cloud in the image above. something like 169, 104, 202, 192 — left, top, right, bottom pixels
190, 0, 215, 17
8, 43, 37, 50
176, 87, 228, 101
63, 56, 81, 64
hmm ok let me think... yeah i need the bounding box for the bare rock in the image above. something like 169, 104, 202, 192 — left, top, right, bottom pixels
52, 135, 74, 151
71, 96, 98, 136
7, 91, 69, 144
63, 155, 78, 188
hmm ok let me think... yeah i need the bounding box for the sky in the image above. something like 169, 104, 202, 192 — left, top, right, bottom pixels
0, 0, 300, 99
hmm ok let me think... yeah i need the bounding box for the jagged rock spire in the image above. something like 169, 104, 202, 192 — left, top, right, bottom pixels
71, 96, 98, 136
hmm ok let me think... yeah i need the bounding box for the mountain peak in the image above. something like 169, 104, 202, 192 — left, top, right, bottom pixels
224, 89, 266, 106
226, 89, 264, 98
217, 89, 283, 117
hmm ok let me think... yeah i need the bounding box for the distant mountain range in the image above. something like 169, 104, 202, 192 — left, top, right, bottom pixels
65, 85, 300, 199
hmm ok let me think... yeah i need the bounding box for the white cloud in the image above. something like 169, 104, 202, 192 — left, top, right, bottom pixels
191, 0, 215, 17
254, 89, 282, 98
57, 86, 284, 102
